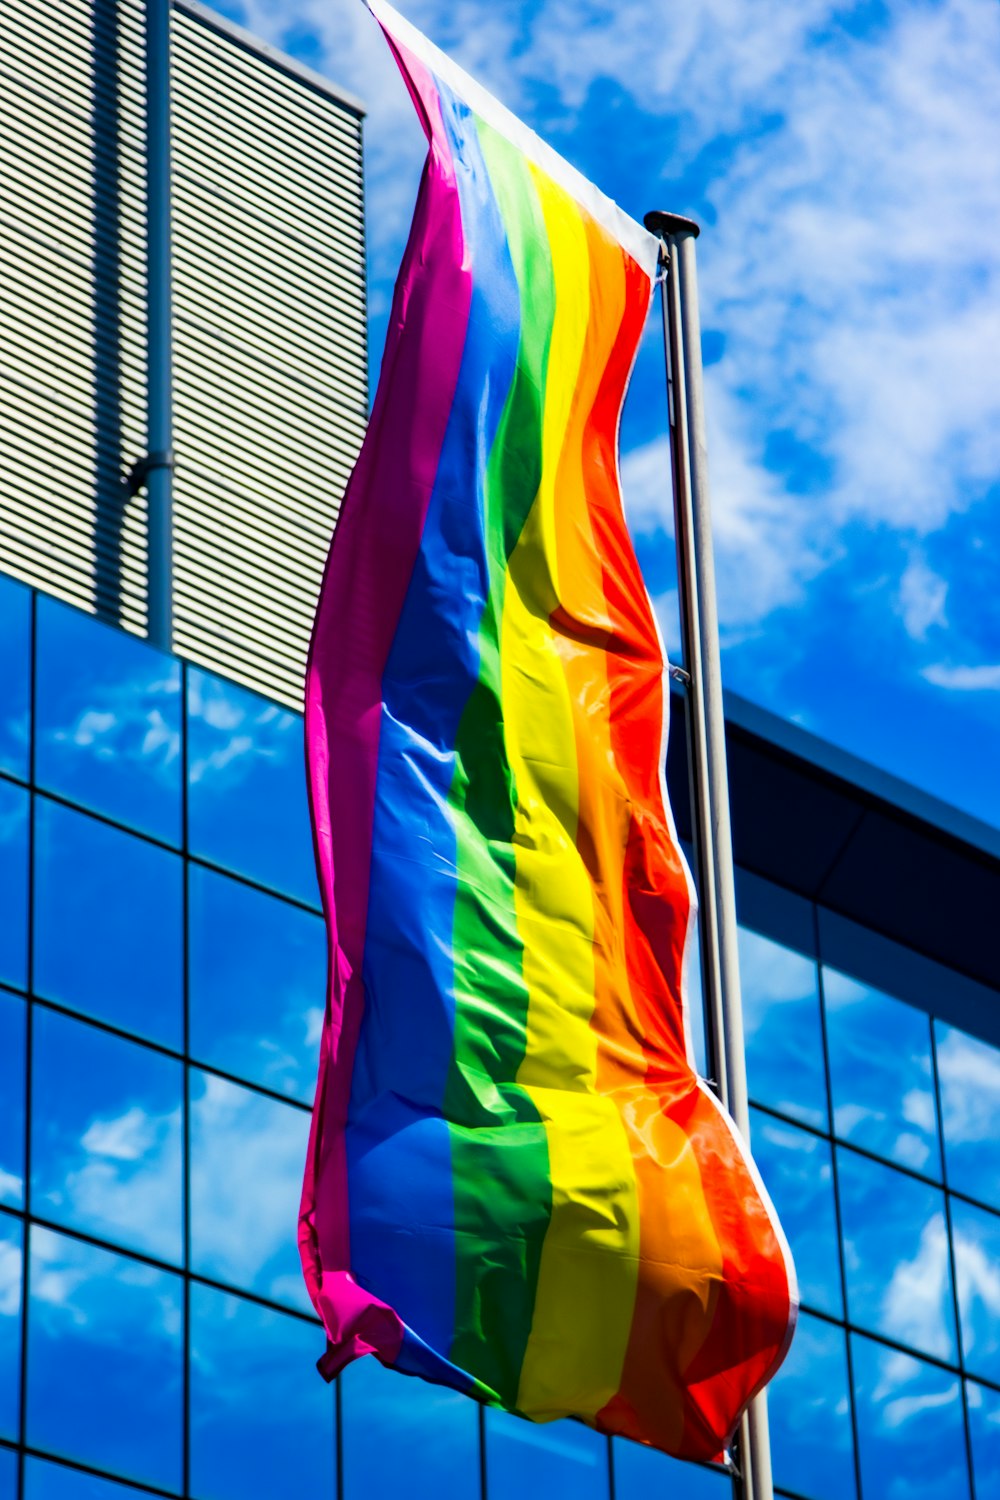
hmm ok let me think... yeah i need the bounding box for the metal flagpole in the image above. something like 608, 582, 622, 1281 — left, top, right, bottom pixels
644, 210, 775, 1500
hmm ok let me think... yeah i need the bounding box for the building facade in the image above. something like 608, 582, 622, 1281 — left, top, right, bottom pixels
0, 5, 998, 1500
0, 0, 367, 706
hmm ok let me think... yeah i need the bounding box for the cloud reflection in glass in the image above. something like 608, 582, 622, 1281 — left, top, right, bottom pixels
30, 1009, 183, 1265
935, 1023, 1000, 1212
26, 1227, 182, 1492
35, 596, 181, 846
851, 1334, 969, 1500
838, 1147, 957, 1363
824, 969, 940, 1177
188, 865, 326, 1104
187, 669, 318, 907
0, 1212, 22, 1443
189, 1283, 332, 1500
189, 1070, 310, 1312
738, 927, 827, 1130
750, 1108, 842, 1317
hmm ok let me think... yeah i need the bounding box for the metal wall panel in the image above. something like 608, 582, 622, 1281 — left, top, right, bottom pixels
0, 0, 149, 630
170, 3, 367, 706
0, 0, 367, 708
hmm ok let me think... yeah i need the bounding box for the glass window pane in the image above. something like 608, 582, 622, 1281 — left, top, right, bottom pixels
35, 597, 181, 845
26, 1227, 182, 1492
486, 1409, 608, 1500
341, 1354, 479, 1500
768, 1312, 855, 1500
31, 1009, 182, 1265
614, 1438, 730, 1499
852, 1334, 969, 1500
0, 993, 25, 1209
750, 1110, 841, 1318
24, 1456, 151, 1499
935, 1023, 1000, 1212
0, 1443, 15, 1499
738, 929, 827, 1130
0, 575, 30, 781
837, 1148, 956, 1362
189, 866, 325, 1104
0, 781, 28, 993
967, 1380, 1000, 1500
187, 669, 317, 906
189, 1283, 332, 1500
952, 1199, 1000, 1385
33, 800, 183, 1050
824, 969, 939, 1177
189, 1070, 310, 1311
0, 1213, 22, 1443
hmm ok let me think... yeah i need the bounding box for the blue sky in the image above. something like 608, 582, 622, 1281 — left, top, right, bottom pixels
210, 0, 1000, 830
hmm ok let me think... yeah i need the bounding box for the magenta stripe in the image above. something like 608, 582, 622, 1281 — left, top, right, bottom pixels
299, 52, 472, 1362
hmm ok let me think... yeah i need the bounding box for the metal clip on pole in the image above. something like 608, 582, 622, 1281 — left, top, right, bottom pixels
644, 209, 775, 1500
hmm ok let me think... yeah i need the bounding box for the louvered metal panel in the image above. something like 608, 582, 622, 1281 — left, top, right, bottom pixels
0, 0, 367, 708
170, 1, 367, 708
0, 0, 149, 630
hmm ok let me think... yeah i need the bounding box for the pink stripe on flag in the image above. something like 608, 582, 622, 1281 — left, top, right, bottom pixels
299, 52, 472, 1367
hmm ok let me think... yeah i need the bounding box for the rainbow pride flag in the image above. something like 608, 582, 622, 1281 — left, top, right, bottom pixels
300, 0, 796, 1460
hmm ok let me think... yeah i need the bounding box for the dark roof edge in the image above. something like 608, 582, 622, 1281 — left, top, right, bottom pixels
176, 0, 367, 118
722, 687, 1000, 865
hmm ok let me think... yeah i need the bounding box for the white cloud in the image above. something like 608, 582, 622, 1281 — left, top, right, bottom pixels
935, 1027, 1000, 1145
881, 1213, 953, 1361
0, 1235, 21, 1317
215, 0, 1000, 684
922, 663, 1000, 691
896, 555, 948, 641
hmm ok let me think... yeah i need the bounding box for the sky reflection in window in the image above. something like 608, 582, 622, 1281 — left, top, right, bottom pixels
0, 1213, 22, 1444
613, 1438, 730, 1499
33, 800, 183, 1050
189, 865, 326, 1104
189, 1070, 310, 1312
824, 969, 940, 1177
0, 992, 25, 1210
967, 1380, 1000, 1500
35, 596, 181, 845
851, 1334, 969, 1500
951, 1198, 1000, 1385
187, 668, 318, 907
31, 1009, 183, 1265
838, 1148, 957, 1363
767, 1311, 855, 1500
24, 1455, 151, 1499
738, 928, 827, 1130
0, 575, 30, 781
935, 1023, 1000, 1212
0, 780, 28, 994
750, 1108, 841, 1317
0, 1442, 16, 1497
26, 1227, 182, 1492
189, 1283, 332, 1500
340, 1348, 479, 1500
486, 1409, 609, 1500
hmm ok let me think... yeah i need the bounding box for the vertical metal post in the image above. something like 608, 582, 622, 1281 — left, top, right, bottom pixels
146, 0, 174, 649
644, 210, 774, 1500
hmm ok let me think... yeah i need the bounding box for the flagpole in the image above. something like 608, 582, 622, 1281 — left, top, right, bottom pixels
644, 210, 775, 1500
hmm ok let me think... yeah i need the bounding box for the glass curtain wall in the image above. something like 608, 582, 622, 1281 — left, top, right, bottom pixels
1, 572, 997, 1500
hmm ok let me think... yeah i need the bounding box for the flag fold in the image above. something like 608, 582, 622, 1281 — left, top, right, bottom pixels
300, 0, 796, 1460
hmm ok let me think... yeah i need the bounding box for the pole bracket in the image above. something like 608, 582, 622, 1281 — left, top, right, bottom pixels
668, 663, 692, 686
125, 448, 176, 497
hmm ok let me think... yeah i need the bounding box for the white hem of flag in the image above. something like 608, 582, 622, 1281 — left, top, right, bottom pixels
365, 0, 660, 279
